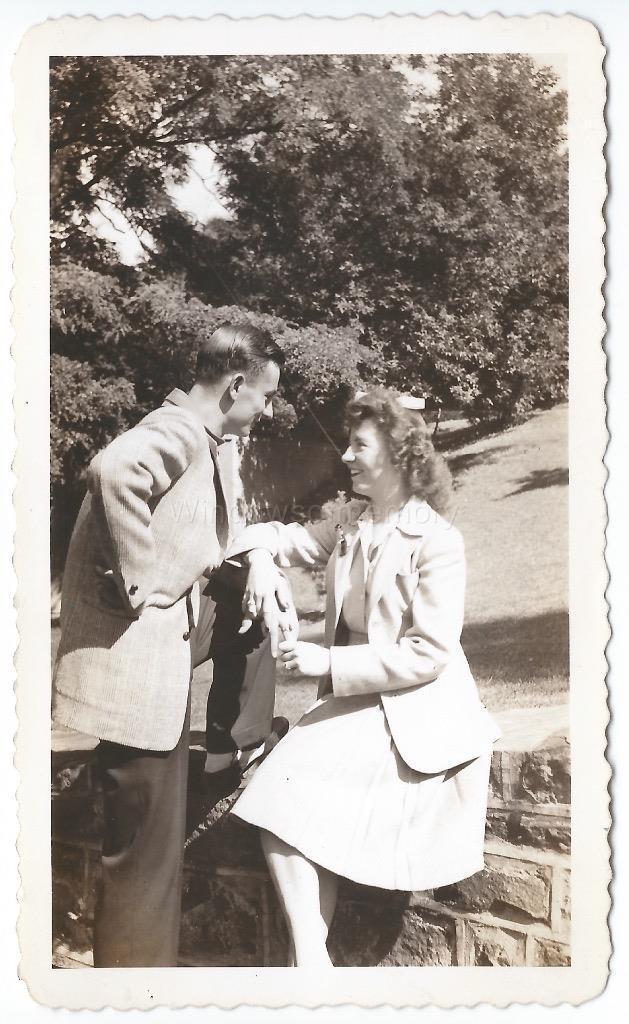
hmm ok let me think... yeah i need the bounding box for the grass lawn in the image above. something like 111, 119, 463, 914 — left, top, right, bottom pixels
52, 404, 569, 735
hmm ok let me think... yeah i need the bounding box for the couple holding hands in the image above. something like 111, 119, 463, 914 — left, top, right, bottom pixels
53, 323, 499, 968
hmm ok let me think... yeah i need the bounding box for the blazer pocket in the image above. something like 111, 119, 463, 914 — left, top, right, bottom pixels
83, 593, 139, 622
392, 570, 419, 610
395, 569, 419, 589
83, 576, 139, 621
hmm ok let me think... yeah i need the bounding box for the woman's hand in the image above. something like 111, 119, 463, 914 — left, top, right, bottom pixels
279, 639, 331, 678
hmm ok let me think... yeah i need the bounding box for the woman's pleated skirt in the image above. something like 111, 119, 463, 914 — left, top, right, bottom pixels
231, 691, 492, 891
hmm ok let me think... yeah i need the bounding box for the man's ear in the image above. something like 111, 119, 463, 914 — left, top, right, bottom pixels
228, 373, 245, 400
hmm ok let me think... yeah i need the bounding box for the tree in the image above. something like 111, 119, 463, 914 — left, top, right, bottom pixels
204, 54, 568, 422
399, 55, 568, 421
51, 56, 567, 424
49, 53, 568, 559
50, 55, 294, 266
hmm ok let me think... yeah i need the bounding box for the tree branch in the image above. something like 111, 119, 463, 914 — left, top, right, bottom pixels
61, 91, 286, 207
63, 82, 217, 203
94, 195, 156, 257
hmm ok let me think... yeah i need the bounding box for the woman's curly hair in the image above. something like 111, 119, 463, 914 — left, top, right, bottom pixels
346, 387, 454, 517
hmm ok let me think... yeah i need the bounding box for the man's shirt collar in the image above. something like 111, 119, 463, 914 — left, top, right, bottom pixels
163, 388, 230, 451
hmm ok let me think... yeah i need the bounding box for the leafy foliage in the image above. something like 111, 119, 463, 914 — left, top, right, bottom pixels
51, 354, 137, 488
50, 53, 568, 561
50, 265, 376, 491
201, 54, 568, 423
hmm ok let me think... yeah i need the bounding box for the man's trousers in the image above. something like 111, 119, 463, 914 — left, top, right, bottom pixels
93, 695, 191, 968
195, 562, 276, 757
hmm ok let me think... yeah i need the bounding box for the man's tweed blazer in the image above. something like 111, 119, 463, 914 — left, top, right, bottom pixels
52, 389, 234, 751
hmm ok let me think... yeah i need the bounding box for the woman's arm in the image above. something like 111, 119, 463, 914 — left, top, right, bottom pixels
227, 500, 365, 569
330, 527, 465, 697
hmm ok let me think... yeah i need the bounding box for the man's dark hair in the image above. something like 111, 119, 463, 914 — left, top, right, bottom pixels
195, 324, 285, 384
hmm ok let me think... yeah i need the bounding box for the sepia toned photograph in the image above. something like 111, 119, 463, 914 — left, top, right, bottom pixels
12, 12, 608, 1010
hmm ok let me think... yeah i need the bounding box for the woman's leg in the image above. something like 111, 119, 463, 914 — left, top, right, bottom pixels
284, 867, 337, 966
260, 830, 333, 967
317, 864, 339, 938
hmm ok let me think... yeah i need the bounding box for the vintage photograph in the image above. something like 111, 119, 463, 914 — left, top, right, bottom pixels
12, 12, 609, 1010
49, 47, 571, 970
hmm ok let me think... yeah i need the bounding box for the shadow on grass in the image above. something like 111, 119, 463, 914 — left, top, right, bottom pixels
447, 445, 507, 482
503, 467, 569, 498
462, 609, 569, 684
434, 422, 488, 451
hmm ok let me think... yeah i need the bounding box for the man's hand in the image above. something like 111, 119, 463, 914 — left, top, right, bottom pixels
278, 638, 331, 678
240, 550, 298, 657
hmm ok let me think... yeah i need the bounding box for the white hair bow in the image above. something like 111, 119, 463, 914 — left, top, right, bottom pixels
354, 390, 426, 410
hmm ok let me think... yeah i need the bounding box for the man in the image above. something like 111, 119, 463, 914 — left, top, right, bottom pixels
53, 324, 290, 967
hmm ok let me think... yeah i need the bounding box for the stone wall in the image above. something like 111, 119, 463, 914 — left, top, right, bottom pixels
51, 721, 570, 969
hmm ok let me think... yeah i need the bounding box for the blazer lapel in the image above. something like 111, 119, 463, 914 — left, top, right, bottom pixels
163, 388, 234, 544
213, 442, 234, 542
332, 526, 361, 630
366, 499, 430, 625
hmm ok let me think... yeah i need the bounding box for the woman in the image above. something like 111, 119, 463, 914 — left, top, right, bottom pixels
227, 388, 500, 967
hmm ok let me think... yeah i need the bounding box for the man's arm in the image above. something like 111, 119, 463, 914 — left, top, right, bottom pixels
89, 406, 204, 615
225, 501, 364, 653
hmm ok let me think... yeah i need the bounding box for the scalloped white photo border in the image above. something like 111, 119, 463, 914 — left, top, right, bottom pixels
12, 12, 609, 1009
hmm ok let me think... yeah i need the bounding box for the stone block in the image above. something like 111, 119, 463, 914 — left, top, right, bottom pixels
467, 922, 526, 967
185, 813, 266, 873
52, 944, 94, 969
516, 813, 571, 853
329, 898, 409, 966
493, 706, 569, 756
267, 896, 291, 967
52, 789, 103, 843
52, 748, 99, 792
52, 842, 93, 958
485, 809, 512, 843
486, 808, 571, 853
51, 757, 91, 798
489, 753, 503, 802
52, 751, 103, 843
532, 937, 571, 967
180, 871, 265, 965
382, 910, 456, 966
340, 878, 411, 909
511, 752, 571, 806
434, 856, 551, 924
551, 868, 571, 934
328, 898, 454, 967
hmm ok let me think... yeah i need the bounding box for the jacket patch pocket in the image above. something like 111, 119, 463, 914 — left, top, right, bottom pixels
391, 570, 419, 613
83, 594, 139, 623
83, 574, 139, 622
395, 569, 419, 588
